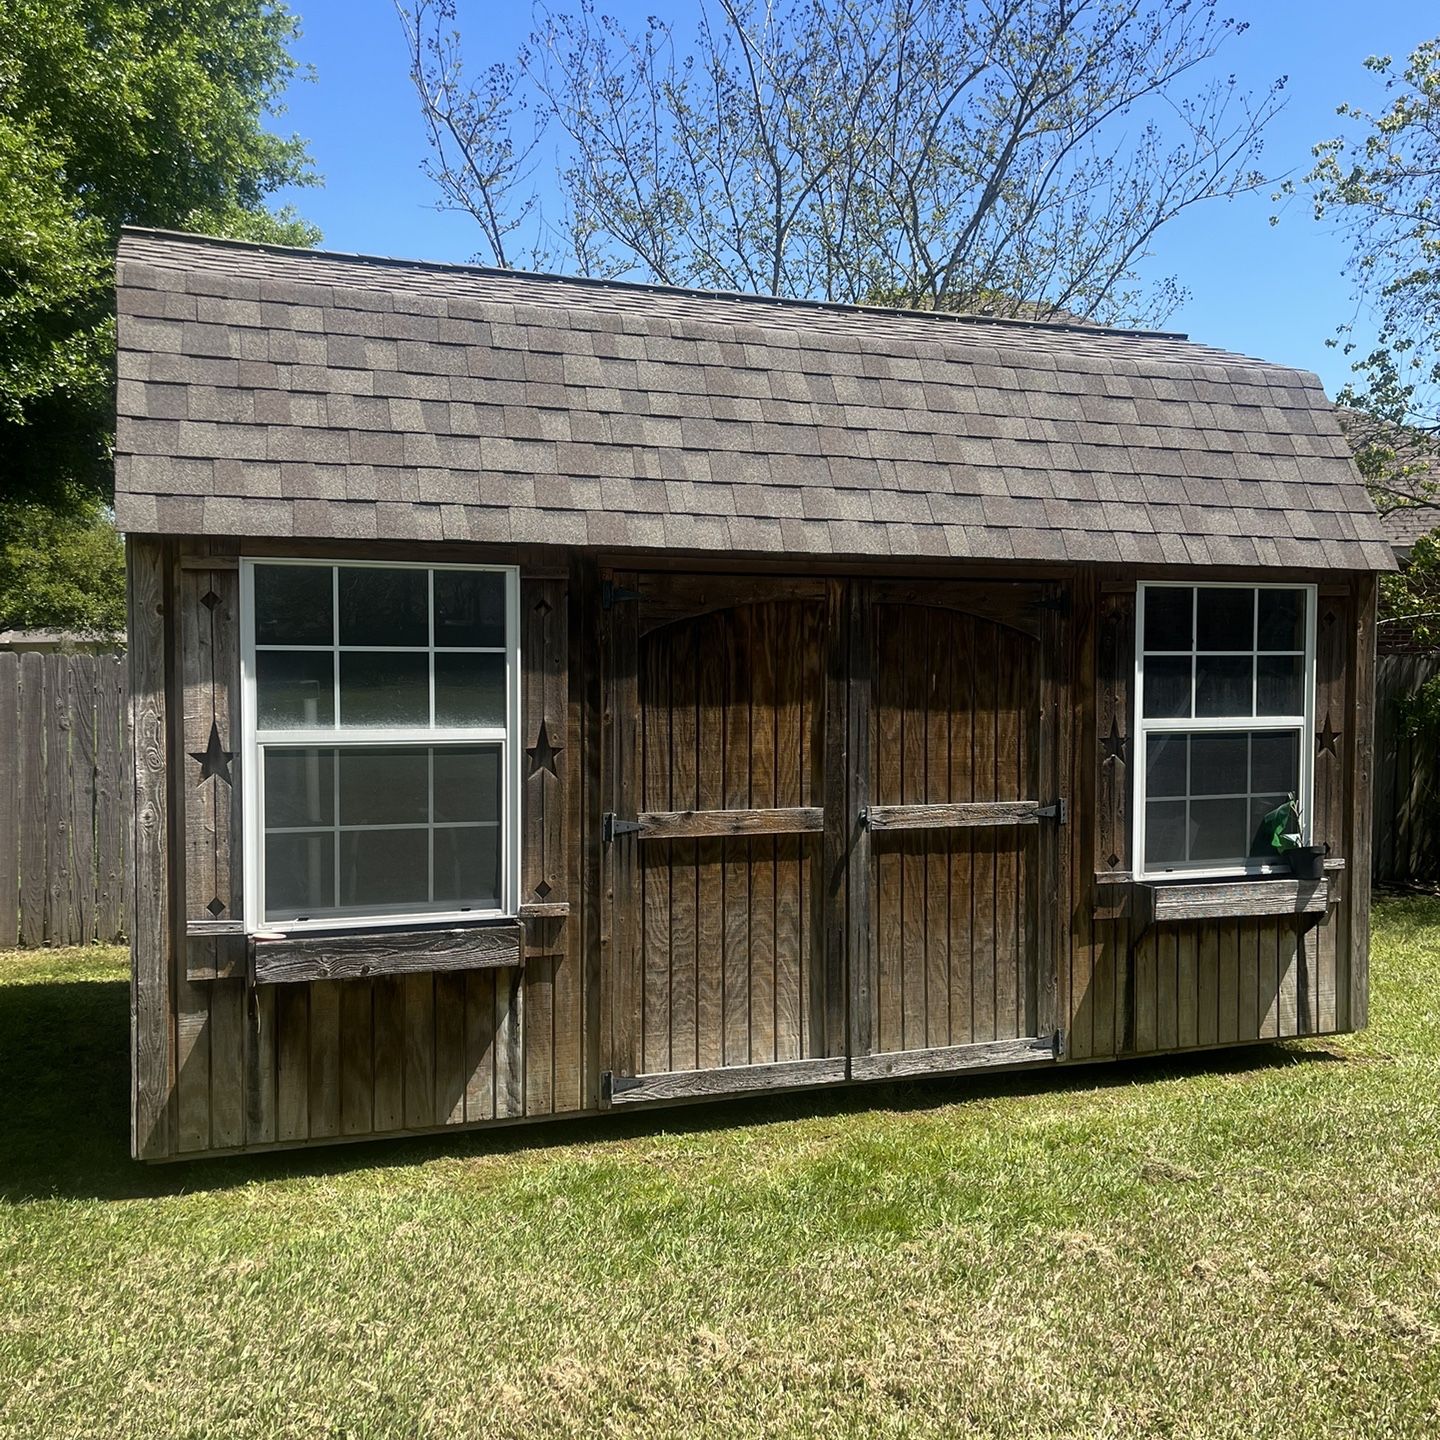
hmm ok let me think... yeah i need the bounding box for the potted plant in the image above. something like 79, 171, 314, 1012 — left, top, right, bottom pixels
1259, 796, 1328, 880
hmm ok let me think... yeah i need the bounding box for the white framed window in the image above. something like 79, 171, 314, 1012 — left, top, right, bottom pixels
239, 558, 521, 930
1134, 582, 1316, 880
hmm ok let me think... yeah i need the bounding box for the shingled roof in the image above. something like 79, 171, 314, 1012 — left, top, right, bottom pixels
114, 228, 1393, 570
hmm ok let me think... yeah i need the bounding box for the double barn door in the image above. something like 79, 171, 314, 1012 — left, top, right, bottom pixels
601, 572, 1066, 1105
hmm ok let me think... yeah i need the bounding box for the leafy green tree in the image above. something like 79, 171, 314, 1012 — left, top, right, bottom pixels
0, 0, 319, 515
0, 499, 126, 635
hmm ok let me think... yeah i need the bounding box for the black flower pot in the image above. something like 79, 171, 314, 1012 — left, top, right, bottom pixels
1285, 843, 1328, 881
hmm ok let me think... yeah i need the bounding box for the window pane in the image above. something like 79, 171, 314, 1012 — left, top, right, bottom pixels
434, 746, 501, 823
339, 652, 429, 727
338, 567, 428, 647
1146, 734, 1187, 798
257, 650, 334, 728
1144, 587, 1192, 651
434, 826, 500, 906
264, 748, 334, 827
1190, 732, 1248, 795
1143, 656, 1191, 718
264, 831, 334, 918
338, 748, 429, 826
1195, 654, 1252, 717
435, 653, 506, 727
1145, 800, 1187, 868
1189, 798, 1249, 862
1258, 589, 1305, 651
255, 565, 332, 646
1256, 654, 1304, 716
1251, 732, 1300, 795
338, 828, 429, 910
1197, 587, 1254, 651
434, 571, 506, 648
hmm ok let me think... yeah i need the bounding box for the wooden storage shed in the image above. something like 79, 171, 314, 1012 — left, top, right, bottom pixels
116, 228, 1393, 1160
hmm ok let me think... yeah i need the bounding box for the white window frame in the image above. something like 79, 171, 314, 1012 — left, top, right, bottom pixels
239, 557, 522, 932
1133, 580, 1317, 882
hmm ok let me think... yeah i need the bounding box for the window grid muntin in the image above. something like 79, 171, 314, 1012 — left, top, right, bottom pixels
1135, 581, 1315, 881
242, 558, 520, 931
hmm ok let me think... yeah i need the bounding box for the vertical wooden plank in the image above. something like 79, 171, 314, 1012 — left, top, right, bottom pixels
1133, 928, 1158, 1053
0, 653, 17, 948
1316, 909, 1338, 1035
275, 985, 310, 1143
1259, 922, 1281, 1040
435, 971, 470, 1124
1067, 575, 1098, 1061
18, 652, 47, 946
1347, 573, 1377, 1032
245, 981, 276, 1147
1237, 920, 1261, 1043
463, 968, 496, 1123
774, 604, 805, 1064
372, 976, 406, 1132
992, 619, 1021, 1042
1299, 922, 1319, 1035
95, 657, 127, 942
751, 606, 782, 1062
608, 571, 642, 1079
68, 656, 98, 943
45, 654, 75, 944
174, 979, 211, 1153
899, 607, 928, 1051
494, 967, 525, 1118
340, 980, 376, 1136
947, 615, 975, 1048
874, 609, 904, 1054
641, 620, 672, 1074
1217, 919, 1239, 1046
1090, 919, 1117, 1057
723, 605, 752, 1066
820, 580, 848, 1061
1197, 922, 1219, 1049
694, 614, 725, 1071
308, 979, 341, 1139
574, 557, 604, 1111
1277, 921, 1300, 1039
403, 973, 435, 1129
523, 955, 554, 1116
799, 598, 824, 1059
1157, 926, 1179, 1053
209, 978, 246, 1149
667, 611, 698, 1073
924, 611, 950, 1050
846, 581, 873, 1063
129, 537, 173, 1159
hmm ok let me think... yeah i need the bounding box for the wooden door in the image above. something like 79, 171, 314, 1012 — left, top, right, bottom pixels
848, 581, 1065, 1080
602, 574, 846, 1104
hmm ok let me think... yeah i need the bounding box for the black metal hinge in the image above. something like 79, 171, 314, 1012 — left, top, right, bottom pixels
1034, 798, 1068, 824
602, 812, 643, 843
601, 580, 642, 610
1030, 1029, 1065, 1058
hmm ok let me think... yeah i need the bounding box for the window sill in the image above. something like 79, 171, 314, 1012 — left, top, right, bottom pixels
1135, 874, 1331, 927
250, 919, 524, 985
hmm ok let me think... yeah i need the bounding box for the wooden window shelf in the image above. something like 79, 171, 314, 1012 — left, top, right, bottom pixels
1136, 876, 1330, 927
251, 922, 524, 985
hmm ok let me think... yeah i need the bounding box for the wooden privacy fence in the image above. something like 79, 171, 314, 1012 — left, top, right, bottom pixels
1373, 649, 1440, 888
0, 651, 130, 947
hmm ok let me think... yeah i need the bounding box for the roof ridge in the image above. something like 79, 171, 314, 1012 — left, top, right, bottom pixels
117, 225, 1190, 345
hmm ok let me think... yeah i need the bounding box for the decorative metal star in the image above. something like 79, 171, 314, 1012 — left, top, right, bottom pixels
1100, 714, 1127, 765
190, 719, 235, 786
526, 719, 563, 780
1316, 713, 1341, 759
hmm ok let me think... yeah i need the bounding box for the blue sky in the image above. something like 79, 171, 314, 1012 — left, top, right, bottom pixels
268, 1, 1436, 396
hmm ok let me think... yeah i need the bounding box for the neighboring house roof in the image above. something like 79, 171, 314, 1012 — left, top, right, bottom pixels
113, 228, 1394, 571
1334, 407, 1439, 560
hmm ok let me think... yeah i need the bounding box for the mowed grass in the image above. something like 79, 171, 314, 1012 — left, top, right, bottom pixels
2, 902, 1440, 1438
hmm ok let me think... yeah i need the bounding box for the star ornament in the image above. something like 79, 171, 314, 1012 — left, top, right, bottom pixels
526, 719, 563, 780
190, 719, 235, 786
1316, 714, 1341, 759
1100, 714, 1127, 766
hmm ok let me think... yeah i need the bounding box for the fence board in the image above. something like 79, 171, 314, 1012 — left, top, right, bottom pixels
1, 649, 131, 947
1374, 651, 1440, 888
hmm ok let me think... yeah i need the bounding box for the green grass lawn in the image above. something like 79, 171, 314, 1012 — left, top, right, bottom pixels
2, 901, 1440, 1439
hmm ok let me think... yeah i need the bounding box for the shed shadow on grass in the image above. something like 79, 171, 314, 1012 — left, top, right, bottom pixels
0, 975, 1351, 1205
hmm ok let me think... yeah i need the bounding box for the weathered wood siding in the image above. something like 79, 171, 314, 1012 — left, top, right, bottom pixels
1373, 649, 1440, 887
0, 650, 130, 947
1066, 573, 1375, 1060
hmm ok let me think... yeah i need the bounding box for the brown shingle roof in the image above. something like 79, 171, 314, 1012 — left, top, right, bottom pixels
113, 228, 1394, 570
